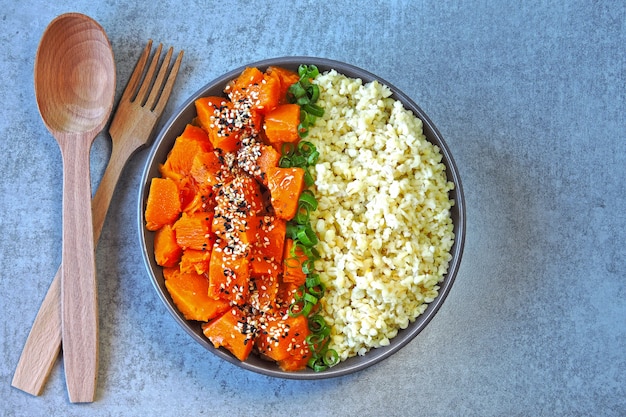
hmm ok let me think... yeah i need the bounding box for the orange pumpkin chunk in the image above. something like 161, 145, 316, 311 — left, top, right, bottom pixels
208, 243, 250, 305
267, 167, 305, 220
240, 71, 281, 114
226, 66, 265, 100
267, 66, 300, 104
212, 214, 260, 248
195, 96, 242, 152
250, 255, 281, 279
173, 212, 214, 251
249, 256, 281, 311
255, 313, 311, 371
153, 224, 182, 267
163, 267, 230, 322
190, 150, 224, 188
160, 124, 212, 179
145, 177, 181, 231
216, 175, 264, 216
202, 306, 254, 361
263, 103, 301, 144
180, 248, 211, 275
250, 215, 286, 264
254, 144, 281, 186
182, 191, 215, 215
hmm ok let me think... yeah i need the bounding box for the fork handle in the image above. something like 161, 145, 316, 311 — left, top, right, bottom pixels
12, 140, 133, 396
11, 266, 62, 396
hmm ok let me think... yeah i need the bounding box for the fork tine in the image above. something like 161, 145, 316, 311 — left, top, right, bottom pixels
152, 49, 184, 116
134, 43, 163, 105
120, 40, 152, 103
144, 46, 173, 111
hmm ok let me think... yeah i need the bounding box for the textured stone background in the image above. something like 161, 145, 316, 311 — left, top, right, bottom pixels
1, 1, 624, 416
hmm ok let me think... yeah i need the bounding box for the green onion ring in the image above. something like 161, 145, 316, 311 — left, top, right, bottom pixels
306, 274, 321, 288
323, 349, 339, 366
298, 190, 318, 210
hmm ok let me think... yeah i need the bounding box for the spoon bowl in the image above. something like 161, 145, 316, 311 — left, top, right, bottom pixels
34, 12, 115, 403
35, 13, 115, 136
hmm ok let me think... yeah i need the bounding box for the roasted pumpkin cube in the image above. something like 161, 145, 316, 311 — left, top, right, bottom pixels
180, 248, 211, 275
216, 175, 264, 216
163, 267, 230, 322
173, 212, 214, 251
202, 306, 255, 362
249, 257, 281, 311
153, 224, 182, 267
267, 167, 305, 220
182, 191, 216, 215
208, 243, 250, 305
226, 67, 265, 100
251, 216, 286, 264
190, 150, 225, 189
263, 104, 300, 144
145, 177, 182, 231
267, 66, 300, 103
160, 124, 212, 179
212, 213, 260, 248
195, 96, 242, 152
254, 144, 281, 186
255, 313, 311, 371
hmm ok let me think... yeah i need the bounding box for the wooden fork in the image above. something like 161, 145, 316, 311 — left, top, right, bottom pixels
12, 40, 183, 398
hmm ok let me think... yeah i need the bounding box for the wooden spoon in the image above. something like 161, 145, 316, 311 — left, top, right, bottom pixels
34, 13, 115, 403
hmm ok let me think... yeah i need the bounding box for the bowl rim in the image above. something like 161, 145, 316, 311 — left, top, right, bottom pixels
138, 56, 466, 379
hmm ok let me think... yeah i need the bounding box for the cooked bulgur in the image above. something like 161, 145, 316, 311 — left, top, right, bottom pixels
307, 70, 455, 361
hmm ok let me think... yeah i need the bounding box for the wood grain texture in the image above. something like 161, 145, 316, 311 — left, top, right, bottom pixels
11, 272, 62, 396
12, 39, 182, 400
29, 12, 116, 403
59, 138, 99, 403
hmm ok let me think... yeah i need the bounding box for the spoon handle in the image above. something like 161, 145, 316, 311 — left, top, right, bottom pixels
59, 139, 99, 403
11, 137, 132, 396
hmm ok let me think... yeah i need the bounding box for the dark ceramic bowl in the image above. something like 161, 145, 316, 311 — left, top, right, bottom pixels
138, 57, 465, 379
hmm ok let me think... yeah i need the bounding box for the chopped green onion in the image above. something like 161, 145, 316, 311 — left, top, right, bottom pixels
293, 285, 305, 302
303, 292, 318, 305
281, 142, 295, 155
309, 84, 320, 102
290, 154, 306, 167
287, 65, 324, 139
298, 125, 310, 138
288, 302, 303, 317
296, 224, 318, 246
303, 170, 315, 187
281, 64, 339, 371
308, 314, 326, 333
284, 256, 301, 269
278, 156, 292, 168
297, 141, 314, 155
301, 259, 316, 275
295, 205, 310, 225
323, 349, 339, 367
299, 190, 318, 210
306, 333, 327, 349
303, 103, 325, 118
300, 301, 314, 316
307, 151, 319, 165
307, 283, 325, 299
288, 82, 306, 98
306, 274, 321, 288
